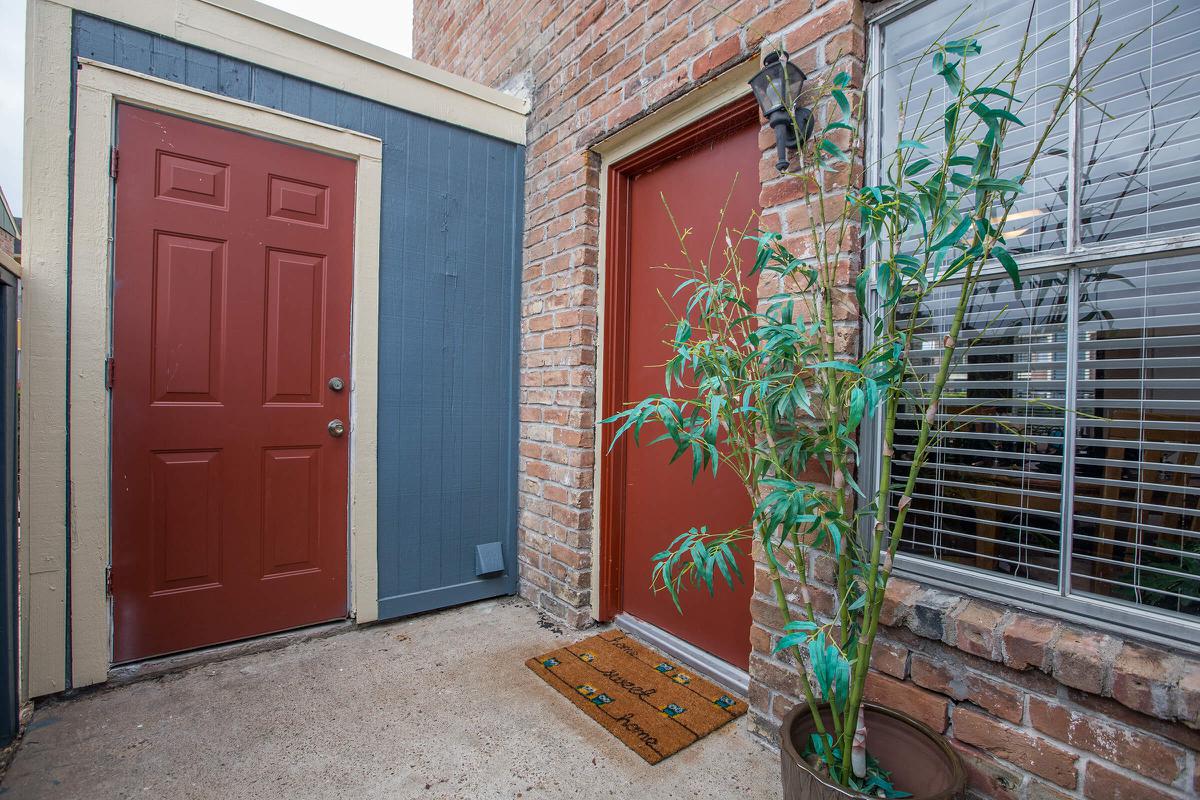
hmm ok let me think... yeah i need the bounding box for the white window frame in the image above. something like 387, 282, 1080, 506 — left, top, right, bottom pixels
863, 0, 1200, 652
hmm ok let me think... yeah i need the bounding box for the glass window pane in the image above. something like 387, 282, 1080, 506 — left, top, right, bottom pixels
1071, 256, 1200, 619
894, 271, 1069, 587
879, 0, 1072, 256
1079, 1, 1200, 244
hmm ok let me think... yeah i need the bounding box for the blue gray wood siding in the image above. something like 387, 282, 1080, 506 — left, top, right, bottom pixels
73, 14, 524, 619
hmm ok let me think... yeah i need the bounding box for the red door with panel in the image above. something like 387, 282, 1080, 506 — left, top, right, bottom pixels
602, 101, 761, 669
111, 105, 355, 663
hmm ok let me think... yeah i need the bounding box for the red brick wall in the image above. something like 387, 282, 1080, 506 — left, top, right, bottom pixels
413, 2, 1199, 797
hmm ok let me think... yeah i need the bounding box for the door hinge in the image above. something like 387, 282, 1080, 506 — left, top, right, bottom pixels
110, 147, 119, 179
105, 356, 115, 390
105, 565, 113, 596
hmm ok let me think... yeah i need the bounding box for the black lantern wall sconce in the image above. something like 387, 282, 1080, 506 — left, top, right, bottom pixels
749, 50, 814, 172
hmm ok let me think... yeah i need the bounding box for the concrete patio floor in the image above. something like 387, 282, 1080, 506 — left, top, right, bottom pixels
1, 597, 778, 799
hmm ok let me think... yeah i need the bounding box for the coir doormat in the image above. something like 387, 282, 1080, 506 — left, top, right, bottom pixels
525, 630, 747, 764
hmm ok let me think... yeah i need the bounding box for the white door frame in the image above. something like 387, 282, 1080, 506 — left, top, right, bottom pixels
65, 59, 383, 689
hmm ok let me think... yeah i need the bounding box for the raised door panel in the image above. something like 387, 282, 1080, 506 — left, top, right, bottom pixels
268, 174, 329, 227
151, 233, 226, 404
263, 249, 325, 404
260, 447, 321, 578
156, 152, 229, 208
150, 450, 223, 594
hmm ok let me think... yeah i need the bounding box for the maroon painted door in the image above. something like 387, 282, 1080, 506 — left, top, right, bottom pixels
111, 105, 355, 663
605, 103, 760, 669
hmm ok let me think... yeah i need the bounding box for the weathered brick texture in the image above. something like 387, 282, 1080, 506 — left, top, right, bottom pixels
414, 1, 1198, 797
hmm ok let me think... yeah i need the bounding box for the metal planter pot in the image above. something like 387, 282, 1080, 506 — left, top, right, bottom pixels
780, 702, 966, 800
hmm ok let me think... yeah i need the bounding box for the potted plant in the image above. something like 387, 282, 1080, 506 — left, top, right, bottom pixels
603, 9, 1123, 799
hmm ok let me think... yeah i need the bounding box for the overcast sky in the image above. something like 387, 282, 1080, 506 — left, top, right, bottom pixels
0, 0, 413, 218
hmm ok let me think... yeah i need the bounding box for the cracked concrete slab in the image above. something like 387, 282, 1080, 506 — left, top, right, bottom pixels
2, 598, 779, 799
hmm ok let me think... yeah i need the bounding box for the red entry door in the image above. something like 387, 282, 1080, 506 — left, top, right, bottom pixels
606, 105, 761, 669
111, 105, 355, 663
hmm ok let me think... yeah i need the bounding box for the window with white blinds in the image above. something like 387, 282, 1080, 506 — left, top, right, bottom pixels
874, 0, 1200, 640
896, 272, 1068, 589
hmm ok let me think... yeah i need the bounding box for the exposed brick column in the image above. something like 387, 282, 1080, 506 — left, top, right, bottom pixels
517, 149, 602, 628
740, 0, 868, 744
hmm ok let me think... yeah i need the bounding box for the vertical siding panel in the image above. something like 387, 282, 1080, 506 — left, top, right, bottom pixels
463, 134, 492, 566
113, 26, 152, 73
184, 48, 219, 93
440, 125, 466, 589
418, 116, 444, 593
484, 138, 508, 571
378, 108, 413, 600
217, 57, 252, 101
281, 76, 311, 118
505, 145, 525, 593
76, 15, 525, 620
309, 84, 338, 126
360, 101, 387, 139
74, 16, 116, 62
149, 37, 185, 83
249, 68, 283, 110
335, 94, 363, 132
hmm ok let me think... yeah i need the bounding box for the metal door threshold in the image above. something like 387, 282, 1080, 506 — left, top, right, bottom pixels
613, 613, 750, 697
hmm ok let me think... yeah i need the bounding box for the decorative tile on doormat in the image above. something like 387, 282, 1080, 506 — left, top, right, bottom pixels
525, 630, 747, 764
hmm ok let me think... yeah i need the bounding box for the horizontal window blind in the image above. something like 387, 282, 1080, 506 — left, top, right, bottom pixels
880, 0, 1071, 256
1072, 256, 1200, 617
1080, 1, 1200, 244
875, 0, 1200, 633
895, 272, 1068, 588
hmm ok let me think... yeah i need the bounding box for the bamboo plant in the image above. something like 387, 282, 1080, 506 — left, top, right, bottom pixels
603, 6, 1130, 796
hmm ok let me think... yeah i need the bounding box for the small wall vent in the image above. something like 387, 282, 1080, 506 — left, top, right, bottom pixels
475, 542, 505, 576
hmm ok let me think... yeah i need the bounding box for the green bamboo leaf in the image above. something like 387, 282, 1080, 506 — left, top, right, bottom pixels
938, 61, 961, 94
903, 158, 933, 176
970, 86, 1016, 101
977, 177, 1026, 193
985, 106, 1024, 126
819, 138, 849, 162
847, 386, 865, 430
712, 548, 733, 588
784, 619, 818, 633
808, 633, 830, 699
992, 244, 1022, 288
944, 106, 958, 145
831, 89, 850, 119
972, 143, 993, 178
945, 38, 982, 56
674, 318, 691, 345
775, 633, 810, 653
897, 138, 928, 150
949, 171, 974, 189
811, 360, 861, 373
931, 215, 971, 250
